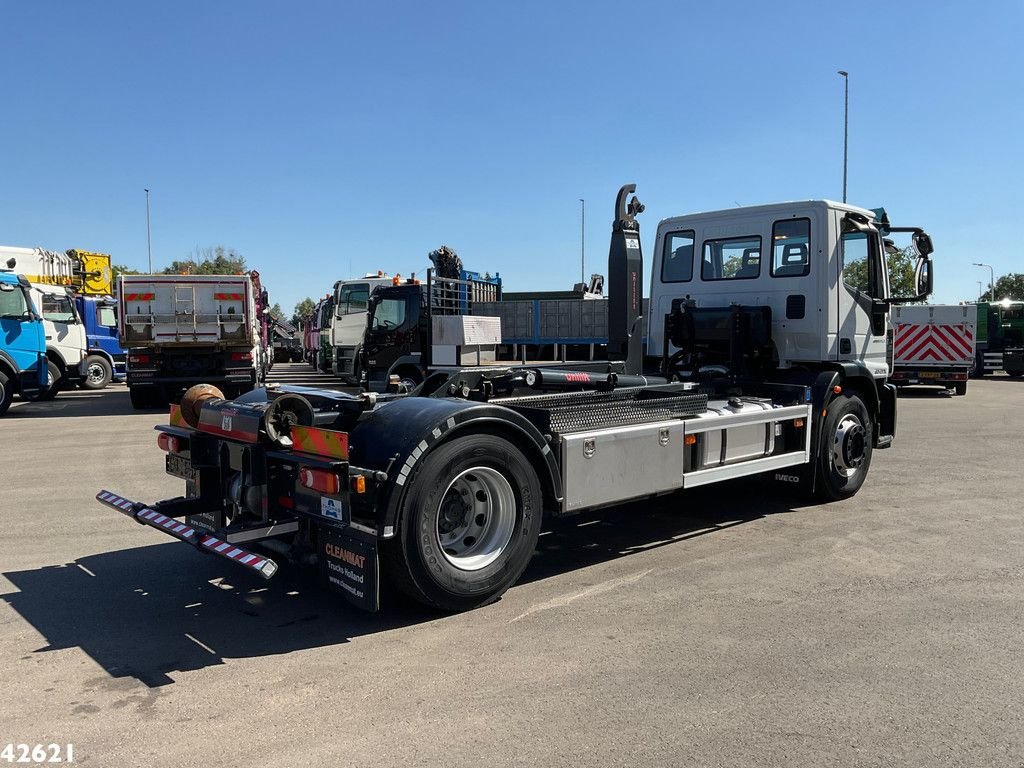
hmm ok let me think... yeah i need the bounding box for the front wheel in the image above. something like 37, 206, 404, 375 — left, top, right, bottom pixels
815, 392, 873, 501
81, 355, 113, 390
24, 360, 61, 401
385, 434, 543, 611
0, 371, 13, 416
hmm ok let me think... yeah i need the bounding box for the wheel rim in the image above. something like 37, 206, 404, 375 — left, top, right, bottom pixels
435, 467, 516, 571
86, 362, 106, 384
832, 413, 866, 478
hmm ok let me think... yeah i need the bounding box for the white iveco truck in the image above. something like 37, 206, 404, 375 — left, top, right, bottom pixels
99, 184, 933, 613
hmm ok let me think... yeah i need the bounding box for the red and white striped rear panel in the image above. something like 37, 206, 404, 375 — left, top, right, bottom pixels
894, 323, 974, 366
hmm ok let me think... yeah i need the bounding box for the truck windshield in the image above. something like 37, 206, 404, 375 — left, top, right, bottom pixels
41, 294, 76, 323
0, 285, 30, 318
371, 298, 408, 330
336, 284, 370, 317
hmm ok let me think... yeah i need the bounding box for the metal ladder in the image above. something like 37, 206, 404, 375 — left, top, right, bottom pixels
173, 285, 197, 341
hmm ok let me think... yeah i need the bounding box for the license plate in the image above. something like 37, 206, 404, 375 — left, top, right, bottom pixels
919, 371, 941, 379
166, 453, 196, 481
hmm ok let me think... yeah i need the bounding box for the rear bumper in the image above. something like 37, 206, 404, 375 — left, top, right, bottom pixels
890, 368, 970, 386
96, 490, 279, 579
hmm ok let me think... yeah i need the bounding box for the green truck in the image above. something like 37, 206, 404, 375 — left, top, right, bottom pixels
975, 300, 1024, 377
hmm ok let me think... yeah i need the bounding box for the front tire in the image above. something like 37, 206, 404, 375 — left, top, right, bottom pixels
385, 434, 543, 611
24, 360, 61, 401
81, 355, 113, 390
0, 371, 13, 416
815, 392, 873, 501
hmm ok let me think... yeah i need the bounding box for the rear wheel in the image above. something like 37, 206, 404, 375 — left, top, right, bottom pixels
1007, 371, 1024, 378
81, 355, 113, 390
954, 381, 968, 396
385, 434, 543, 611
0, 371, 13, 416
815, 392, 873, 501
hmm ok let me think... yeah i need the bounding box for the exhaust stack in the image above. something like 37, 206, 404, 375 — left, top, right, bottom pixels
607, 184, 644, 375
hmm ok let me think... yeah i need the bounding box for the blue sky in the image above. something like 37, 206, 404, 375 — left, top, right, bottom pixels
1, 1, 1021, 313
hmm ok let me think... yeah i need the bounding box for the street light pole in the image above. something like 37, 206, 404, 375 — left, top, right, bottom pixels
973, 262, 995, 300
579, 198, 585, 285
837, 70, 848, 203
145, 188, 153, 274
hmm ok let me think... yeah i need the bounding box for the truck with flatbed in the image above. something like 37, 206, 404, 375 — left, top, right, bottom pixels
889, 304, 975, 395
97, 184, 934, 613
119, 272, 272, 409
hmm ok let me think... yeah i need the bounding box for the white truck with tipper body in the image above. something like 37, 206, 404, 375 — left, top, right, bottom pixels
98, 184, 933, 613
119, 273, 271, 409
890, 304, 976, 395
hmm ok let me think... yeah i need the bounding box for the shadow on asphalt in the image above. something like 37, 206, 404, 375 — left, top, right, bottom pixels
2, 479, 801, 688
7, 388, 157, 418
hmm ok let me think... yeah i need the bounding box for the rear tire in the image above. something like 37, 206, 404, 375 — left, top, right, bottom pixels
814, 393, 873, 501
954, 381, 968, 396
81, 355, 113, 390
385, 434, 543, 611
0, 371, 13, 416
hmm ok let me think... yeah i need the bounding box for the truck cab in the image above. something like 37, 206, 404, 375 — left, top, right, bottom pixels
330, 275, 395, 383
75, 294, 126, 388
31, 283, 88, 394
0, 270, 48, 414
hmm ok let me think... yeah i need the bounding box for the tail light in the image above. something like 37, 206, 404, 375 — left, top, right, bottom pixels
157, 433, 180, 453
230, 351, 253, 362
299, 467, 341, 495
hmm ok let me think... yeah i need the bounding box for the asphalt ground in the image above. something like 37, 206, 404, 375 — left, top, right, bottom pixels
1, 365, 1022, 767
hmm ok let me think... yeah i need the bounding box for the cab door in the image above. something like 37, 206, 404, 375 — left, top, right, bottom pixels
833, 211, 890, 377
0, 283, 47, 391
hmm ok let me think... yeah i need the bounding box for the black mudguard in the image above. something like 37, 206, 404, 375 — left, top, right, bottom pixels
348, 396, 562, 537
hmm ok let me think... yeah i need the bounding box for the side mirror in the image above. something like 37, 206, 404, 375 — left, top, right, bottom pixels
913, 231, 934, 257
915, 257, 933, 298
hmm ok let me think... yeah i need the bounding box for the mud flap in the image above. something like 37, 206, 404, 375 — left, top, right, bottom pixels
319, 526, 380, 612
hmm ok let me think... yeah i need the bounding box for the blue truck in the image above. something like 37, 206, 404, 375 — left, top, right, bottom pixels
0, 267, 49, 415
74, 294, 126, 387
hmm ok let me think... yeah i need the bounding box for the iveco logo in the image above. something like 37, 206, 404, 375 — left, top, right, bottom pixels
774, 473, 801, 484
659, 428, 670, 446
583, 438, 596, 459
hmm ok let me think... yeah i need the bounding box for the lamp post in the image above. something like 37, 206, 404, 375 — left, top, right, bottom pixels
973, 262, 995, 300
144, 188, 153, 274
579, 198, 585, 285
837, 70, 848, 203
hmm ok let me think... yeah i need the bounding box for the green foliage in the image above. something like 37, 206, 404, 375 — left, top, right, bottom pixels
162, 245, 246, 276
269, 302, 285, 321
979, 273, 1024, 302
112, 264, 141, 279
292, 297, 316, 327
842, 245, 917, 298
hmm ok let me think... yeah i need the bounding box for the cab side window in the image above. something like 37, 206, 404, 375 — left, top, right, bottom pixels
0, 286, 29, 317
771, 218, 810, 277
661, 230, 695, 282
702, 236, 761, 280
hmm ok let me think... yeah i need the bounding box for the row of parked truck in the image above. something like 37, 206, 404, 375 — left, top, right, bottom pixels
0, 246, 281, 415
292, 252, 1022, 399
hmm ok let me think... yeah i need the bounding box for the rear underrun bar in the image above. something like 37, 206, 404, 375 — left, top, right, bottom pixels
96, 490, 278, 579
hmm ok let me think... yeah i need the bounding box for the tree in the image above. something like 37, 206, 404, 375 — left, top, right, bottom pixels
112, 264, 141, 279
842, 245, 917, 299
978, 273, 1024, 302
162, 245, 246, 275
292, 297, 316, 327
269, 302, 285, 321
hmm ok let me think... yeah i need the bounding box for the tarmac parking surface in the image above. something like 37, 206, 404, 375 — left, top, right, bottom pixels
1, 366, 1022, 767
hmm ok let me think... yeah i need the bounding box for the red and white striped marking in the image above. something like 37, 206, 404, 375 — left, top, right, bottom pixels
199, 535, 277, 577
95, 490, 278, 579
894, 324, 974, 366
